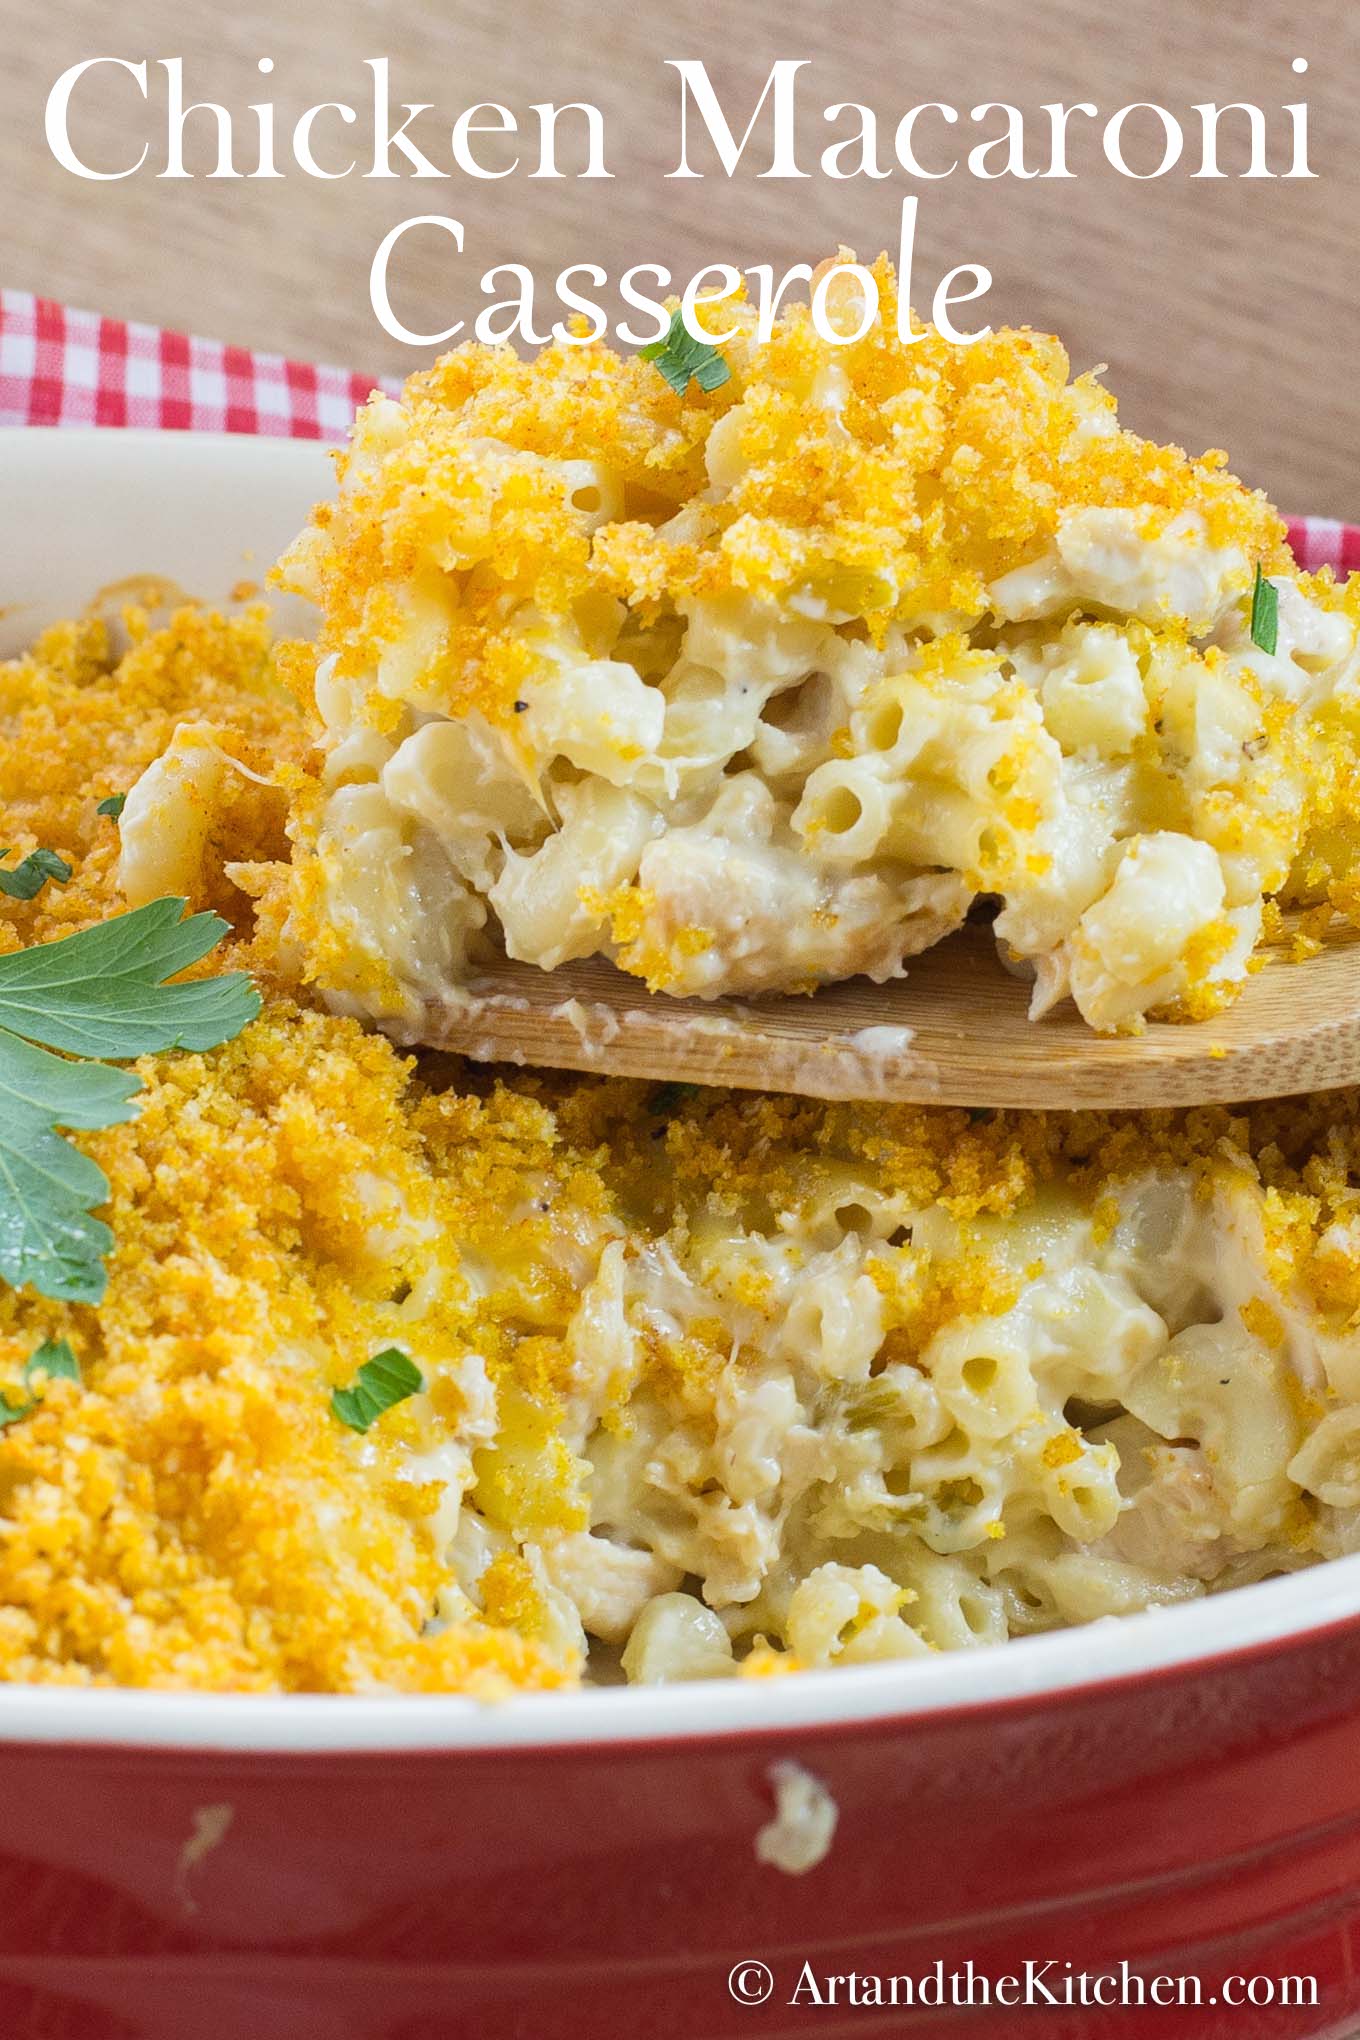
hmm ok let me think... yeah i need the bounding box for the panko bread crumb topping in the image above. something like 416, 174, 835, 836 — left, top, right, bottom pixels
8, 603, 1360, 1691
263, 259, 1360, 1036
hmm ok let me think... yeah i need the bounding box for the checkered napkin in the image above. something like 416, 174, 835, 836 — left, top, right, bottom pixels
0, 289, 394, 440
1, 288, 1356, 572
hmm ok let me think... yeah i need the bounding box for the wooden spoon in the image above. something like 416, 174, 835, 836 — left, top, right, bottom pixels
406, 916, 1360, 1110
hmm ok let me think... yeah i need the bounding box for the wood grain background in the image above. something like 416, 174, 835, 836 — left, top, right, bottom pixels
2, 0, 1357, 516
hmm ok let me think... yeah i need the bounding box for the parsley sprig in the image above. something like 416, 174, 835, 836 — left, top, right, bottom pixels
0, 899, 259, 1304
331, 1347, 424, 1433
640, 309, 731, 398
1249, 565, 1279, 656
0, 1338, 81, 1427
0, 848, 72, 902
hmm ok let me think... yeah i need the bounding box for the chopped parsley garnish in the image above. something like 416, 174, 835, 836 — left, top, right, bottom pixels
0, 1337, 83, 1427
640, 309, 731, 398
0, 848, 72, 901
26, 1336, 80, 1385
0, 898, 260, 1305
1249, 565, 1279, 656
96, 794, 127, 822
331, 1347, 423, 1433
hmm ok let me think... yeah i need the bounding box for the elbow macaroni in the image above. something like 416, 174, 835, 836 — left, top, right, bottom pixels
13, 308, 1360, 1696
489, 1087, 1360, 1681
262, 257, 1360, 1035
9, 597, 1360, 1689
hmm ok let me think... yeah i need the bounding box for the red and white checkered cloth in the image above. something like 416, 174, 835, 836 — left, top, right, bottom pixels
1, 288, 1357, 572
1290, 517, 1360, 575
0, 289, 396, 441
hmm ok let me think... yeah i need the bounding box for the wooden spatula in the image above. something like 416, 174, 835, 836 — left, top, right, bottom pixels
406, 916, 1360, 1110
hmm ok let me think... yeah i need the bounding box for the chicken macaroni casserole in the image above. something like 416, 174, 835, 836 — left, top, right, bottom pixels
3, 269, 1360, 1694
263, 259, 1360, 1036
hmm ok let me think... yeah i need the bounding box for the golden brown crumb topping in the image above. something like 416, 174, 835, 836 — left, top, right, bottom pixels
275, 261, 1286, 734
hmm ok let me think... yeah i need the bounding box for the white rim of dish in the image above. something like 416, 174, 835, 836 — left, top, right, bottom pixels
0, 1551, 1356, 1751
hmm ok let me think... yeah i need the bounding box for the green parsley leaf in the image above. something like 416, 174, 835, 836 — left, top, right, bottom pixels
639, 309, 731, 399
96, 794, 127, 822
25, 1337, 80, 1387
0, 1031, 127, 1302
0, 1338, 83, 1428
0, 898, 259, 1304
0, 896, 258, 1059
1250, 565, 1279, 656
0, 848, 73, 902
331, 1347, 424, 1433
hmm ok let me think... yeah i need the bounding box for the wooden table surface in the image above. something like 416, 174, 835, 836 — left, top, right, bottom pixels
2, 0, 1357, 517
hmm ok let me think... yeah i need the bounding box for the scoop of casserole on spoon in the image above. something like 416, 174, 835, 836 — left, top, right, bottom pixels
139, 264, 1360, 1108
